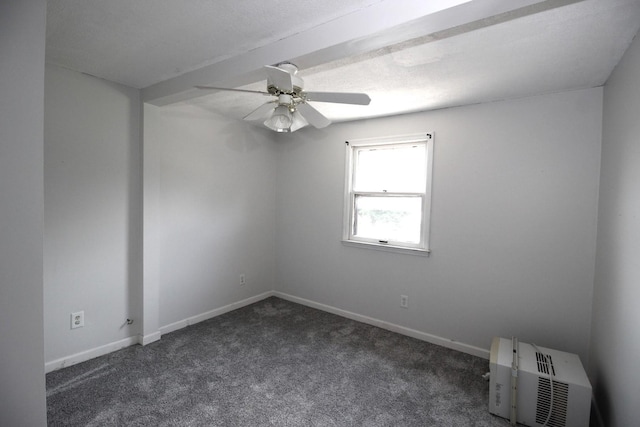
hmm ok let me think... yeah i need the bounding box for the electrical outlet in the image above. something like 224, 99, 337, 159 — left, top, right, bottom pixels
239, 274, 246, 286
71, 311, 84, 329
400, 295, 408, 308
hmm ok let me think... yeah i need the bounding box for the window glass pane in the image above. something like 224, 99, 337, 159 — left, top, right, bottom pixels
354, 144, 426, 193
354, 195, 422, 244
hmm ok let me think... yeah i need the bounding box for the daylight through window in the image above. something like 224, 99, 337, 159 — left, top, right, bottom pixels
343, 133, 434, 254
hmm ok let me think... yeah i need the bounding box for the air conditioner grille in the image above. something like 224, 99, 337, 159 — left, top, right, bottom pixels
536, 378, 569, 427
536, 352, 556, 376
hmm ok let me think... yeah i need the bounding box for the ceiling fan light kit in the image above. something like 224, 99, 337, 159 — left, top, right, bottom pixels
196, 62, 371, 133
264, 104, 293, 132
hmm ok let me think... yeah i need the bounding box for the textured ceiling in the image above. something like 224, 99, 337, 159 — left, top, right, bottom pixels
46, 0, 383, 88
46, 0, 640, 125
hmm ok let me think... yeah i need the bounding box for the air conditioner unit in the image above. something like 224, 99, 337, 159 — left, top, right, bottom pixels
489, 337, 591, 427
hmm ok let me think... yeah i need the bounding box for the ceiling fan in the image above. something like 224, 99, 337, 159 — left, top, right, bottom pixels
195, 62, 371, 132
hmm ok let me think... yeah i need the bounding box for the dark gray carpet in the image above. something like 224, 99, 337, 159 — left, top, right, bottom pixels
47, 297, 510, 426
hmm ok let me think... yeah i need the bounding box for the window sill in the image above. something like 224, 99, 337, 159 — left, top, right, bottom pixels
341, 239, 431, 256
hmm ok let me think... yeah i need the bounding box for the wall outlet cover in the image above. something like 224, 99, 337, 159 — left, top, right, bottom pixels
71, 311, 84, 329
400, 295, 408, 308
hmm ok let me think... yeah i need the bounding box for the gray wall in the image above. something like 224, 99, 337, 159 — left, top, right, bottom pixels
44, 65, 142, 362
590, 32, 640, 427
0, 0, 47, 425
43, 65, 603, 383
275, 88, 602, 362
42, 66, 278, 363
144, 104, 278, 329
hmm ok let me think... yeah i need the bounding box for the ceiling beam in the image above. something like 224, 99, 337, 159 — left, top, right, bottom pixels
142, 0, 581, 106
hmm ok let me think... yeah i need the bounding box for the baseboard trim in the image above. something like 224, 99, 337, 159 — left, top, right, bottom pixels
45, 290, 489, 374
45, 336, 139, 373
45, 292, 275, 373
159, 291, 275, 335
273, 291, 490, 359
138, 331, 162, 346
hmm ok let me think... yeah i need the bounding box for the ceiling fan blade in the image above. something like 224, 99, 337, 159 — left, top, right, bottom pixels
303, 91, 371, 105
243, 102, 276, 121
195, 86, 270, 95
297, 103, 331, 129
265, 65, 293, 92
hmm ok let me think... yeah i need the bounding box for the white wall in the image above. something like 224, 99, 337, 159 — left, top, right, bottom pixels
43, 67, 278, 364
145, 104, 278, 329
42, 62, 603, 389
44, 65, 142, 363
590, 32, 640, 427
0, 0, 47, 425
275, 88, 602, 362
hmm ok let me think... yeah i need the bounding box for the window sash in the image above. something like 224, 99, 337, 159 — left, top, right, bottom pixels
352, 143, 427, 193
349, 192, 426, 248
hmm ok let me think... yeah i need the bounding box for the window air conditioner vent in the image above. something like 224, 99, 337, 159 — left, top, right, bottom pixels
536, 352, 556, 376
535, 378, 569, 427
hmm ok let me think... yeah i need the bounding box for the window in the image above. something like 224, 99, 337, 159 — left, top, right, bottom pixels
343, 133, 434, 254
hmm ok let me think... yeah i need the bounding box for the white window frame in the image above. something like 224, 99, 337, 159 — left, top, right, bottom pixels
342, 132, 434, 256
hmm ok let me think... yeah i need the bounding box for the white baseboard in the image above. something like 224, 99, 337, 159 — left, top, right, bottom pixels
45, 292, 274, 373
45, 336, 139, 373
159, 291, 275, 335
273, 291, 490, 359
45, 289, 488, 374
138, 331, 162, 346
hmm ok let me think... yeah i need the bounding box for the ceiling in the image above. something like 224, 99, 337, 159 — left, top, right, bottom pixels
46, 0, 640, 126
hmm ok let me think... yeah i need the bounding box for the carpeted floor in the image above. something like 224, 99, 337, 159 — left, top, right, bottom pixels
47, 297, 511, 426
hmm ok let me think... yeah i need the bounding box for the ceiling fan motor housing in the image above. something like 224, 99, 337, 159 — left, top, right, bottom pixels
277, 94, 294, 108
267, 62, 304, 95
